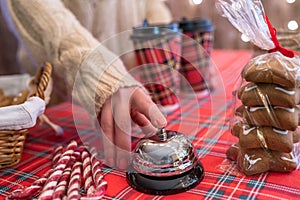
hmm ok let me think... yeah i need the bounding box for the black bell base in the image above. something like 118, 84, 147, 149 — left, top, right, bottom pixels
126, 161, 204, 195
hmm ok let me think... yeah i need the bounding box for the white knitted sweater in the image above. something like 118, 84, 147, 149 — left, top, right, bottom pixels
1, 0, 172, 116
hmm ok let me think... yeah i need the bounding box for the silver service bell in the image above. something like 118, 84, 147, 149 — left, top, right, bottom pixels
126, 128, 204, 195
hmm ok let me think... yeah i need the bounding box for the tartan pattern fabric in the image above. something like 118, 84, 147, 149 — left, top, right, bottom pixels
139, 63, 179, 106
1, 50, 300, 200
133, 35, 181, 66
133, 35, 181, 106
180, 31, 214, 92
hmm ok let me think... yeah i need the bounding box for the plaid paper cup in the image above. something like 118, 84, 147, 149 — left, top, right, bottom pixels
131, 26, 181, 110
179, 18, 214, 94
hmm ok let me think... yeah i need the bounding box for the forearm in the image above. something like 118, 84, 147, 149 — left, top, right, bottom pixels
2, 0, 141, 114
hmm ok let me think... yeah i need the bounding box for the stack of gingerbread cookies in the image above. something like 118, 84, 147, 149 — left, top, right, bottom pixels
227, 52, 300, 175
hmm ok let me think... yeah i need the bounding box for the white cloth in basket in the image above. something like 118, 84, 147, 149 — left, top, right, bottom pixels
0, 74, 45, 130
0, 96, 45, 130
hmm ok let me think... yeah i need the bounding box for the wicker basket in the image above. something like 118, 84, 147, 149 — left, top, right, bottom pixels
0, 62, 52, 169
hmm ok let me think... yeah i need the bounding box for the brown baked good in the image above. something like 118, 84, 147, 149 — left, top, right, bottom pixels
242, 53, 300, 88
293, 131, 300, 143
230, 53, 300, 176
242, 105, 299, 131
237, 148, 270, 175
11, 90, 30, 105
0, 95, 14, 107
226, 143, 239, 161
0, 88, 30, 107
269, 151, 298, 172
226, 144, 297, 175
0, 88, 4, 98
235, 105, 245, 117
232, 122, 298, 153
238, 82, 300, 107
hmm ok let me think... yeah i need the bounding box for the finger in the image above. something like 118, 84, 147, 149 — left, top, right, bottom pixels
141, 124, 158, 137
131, 108, 150, 126
113, 114, 131, 170
131, 110, 157, 136
112, 96, 132, 170
100, 99, 116, 168
131, 88, 167, 128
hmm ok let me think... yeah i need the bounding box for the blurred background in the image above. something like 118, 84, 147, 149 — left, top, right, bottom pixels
0, 0, 299, 75
166, 0, 300, 49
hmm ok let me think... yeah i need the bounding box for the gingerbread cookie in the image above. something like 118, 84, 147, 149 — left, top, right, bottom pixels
242, 105, 299, 131
242, 53, 300, 88
0, 88, 4, 98
269, 151, 298, 172
226, 143, 239, 161
0, 88, 30, 107
238, 82, 300, 107
0, 95, 14, 107
232, 122, 298, 153
227, 144, 297, 175
293, 131, 300, 143
11, 90, 30, 105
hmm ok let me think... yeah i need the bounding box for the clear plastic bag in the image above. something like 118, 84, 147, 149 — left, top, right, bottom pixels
216, 0, 300, 175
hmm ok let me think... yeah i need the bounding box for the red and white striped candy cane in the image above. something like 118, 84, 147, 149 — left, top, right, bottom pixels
52, 146, 83, 199
74, 145, 86, 160
91, 153, 105, 187
52, 167, 71, 200
6, 169, 53, 200
52, 145, 63, 167
66, 161, 82, 199
38, 140, 78, 200
81, 150, 95, 195
81, 179, 107, 200
82, 152, 107, 199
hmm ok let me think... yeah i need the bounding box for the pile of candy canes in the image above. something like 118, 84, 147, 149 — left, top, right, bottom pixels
6, 140, 107, 200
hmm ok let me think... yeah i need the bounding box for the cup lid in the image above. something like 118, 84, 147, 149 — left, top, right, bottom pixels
143, 19, 180, 32
179, 17, 214, 32
131, 19, 180, 41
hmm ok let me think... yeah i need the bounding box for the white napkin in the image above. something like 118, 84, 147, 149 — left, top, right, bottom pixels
0, 96, 45, 130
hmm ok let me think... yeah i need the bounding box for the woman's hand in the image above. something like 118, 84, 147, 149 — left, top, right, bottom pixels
97, 87, 167, 170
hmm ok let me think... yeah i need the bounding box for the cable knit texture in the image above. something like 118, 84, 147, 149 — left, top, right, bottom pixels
2, 0, 143, 115
1, 0, 172, 116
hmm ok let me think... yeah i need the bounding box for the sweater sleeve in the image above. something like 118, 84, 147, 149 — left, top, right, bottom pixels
1, 0, 141, 115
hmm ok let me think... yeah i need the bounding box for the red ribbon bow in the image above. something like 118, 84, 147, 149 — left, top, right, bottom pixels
264, 15, 295, 58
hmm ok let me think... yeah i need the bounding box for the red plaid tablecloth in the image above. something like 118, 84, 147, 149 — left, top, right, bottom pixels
1, 50, 300, 200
